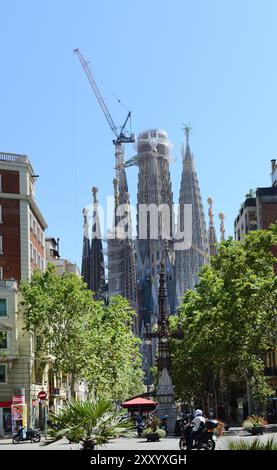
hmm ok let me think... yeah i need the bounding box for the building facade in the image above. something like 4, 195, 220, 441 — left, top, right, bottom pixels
0, 152, 47, 435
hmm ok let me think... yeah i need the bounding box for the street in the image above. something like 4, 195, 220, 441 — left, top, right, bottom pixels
0, 432, 276, 450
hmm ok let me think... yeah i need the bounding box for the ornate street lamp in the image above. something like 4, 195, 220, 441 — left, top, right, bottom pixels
144, 260, 177, 434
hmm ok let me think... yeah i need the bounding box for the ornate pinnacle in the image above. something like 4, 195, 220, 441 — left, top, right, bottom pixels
207, 197, 214, 227
113, 178, 119, 206
92, 186, 98, 204
219, 212, 225, 242
82, 207, 89, 237
82, 207, 88, 221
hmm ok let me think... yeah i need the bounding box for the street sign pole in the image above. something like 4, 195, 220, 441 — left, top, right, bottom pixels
37, 391, 48, 440
44, 401, 48, 440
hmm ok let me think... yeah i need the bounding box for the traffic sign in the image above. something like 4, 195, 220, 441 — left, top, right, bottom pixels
38, 390, 47, 400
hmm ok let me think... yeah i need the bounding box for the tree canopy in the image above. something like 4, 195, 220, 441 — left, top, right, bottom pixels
20, 264, 144, 400
171, 226, 277, 411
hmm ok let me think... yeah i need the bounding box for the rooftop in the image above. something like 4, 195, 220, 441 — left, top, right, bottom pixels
0, 151, 35, 176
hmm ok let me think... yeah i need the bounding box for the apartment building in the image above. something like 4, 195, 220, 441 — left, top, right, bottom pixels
0, 152, 47, 435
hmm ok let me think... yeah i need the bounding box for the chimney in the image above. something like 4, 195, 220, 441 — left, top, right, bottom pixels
271, 159, 276, 173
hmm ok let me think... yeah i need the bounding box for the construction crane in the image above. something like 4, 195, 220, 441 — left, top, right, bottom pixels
74, 48, 135, 178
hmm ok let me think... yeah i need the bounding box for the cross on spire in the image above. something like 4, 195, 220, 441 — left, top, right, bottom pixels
182, 122, 194, 149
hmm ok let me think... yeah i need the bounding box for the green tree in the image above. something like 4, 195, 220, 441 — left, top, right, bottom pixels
171, 227, 277, 413
20, 265, 144, 400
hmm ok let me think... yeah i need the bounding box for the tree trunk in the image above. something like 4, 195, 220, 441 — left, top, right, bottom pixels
213, 377, 218, 418
245, 373, 252, 416
70, 372, 76, 399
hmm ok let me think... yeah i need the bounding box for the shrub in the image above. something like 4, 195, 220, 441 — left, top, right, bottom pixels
242, 415, 267, 430
229, 438, 277, 450
143, 428, 166, 439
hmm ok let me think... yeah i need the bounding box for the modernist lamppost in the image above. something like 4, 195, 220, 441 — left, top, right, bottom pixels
144, 261, 177, 434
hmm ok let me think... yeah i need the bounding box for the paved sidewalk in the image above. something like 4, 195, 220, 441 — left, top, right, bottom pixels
0, 433, 276, 450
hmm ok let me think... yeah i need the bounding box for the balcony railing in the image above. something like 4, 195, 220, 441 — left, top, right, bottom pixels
0, 152, 30, 165
0, 279, 17, 289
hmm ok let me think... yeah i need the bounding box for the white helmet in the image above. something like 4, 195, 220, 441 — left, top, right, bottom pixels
194, 409, 203, 417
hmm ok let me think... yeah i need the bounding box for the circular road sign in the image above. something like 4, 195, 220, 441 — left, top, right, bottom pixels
38, 390, 47, 400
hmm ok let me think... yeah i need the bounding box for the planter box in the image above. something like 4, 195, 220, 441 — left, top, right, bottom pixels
250, 426, 264, 435
145, 432, 160, 442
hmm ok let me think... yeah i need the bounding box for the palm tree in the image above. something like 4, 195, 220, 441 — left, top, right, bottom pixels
45, 397, 134, 450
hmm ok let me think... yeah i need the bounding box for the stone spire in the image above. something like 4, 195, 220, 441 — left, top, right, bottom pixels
207, 197, 218, 256
81, 207, 90, 288
107, 165, 137, 307
175, 125, 208, 300
90, 186, 105, 299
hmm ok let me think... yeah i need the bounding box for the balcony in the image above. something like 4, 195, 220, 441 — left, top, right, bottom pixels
265, 367, 277, 377
246, 224, 258, 232
50, 387, 67, 399
0, 280, 17, 290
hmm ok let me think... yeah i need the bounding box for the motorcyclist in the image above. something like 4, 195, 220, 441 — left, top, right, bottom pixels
187, 409, 206, 449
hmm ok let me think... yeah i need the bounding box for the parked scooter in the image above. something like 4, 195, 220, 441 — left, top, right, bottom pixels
12, 427, 41, 444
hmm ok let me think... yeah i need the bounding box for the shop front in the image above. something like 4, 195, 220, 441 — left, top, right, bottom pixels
0, 401, 12, 435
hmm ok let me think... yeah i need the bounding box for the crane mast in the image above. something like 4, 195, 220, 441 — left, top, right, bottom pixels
74, 48, 135, 178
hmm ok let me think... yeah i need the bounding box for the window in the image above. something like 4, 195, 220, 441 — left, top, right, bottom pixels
34, 248, 37, 264
29, 213, 33, 231
0, 331, 7, 349
0, 236, 2, 254
30, 243, 33, 261
0, 175, 2, 192
0, 205, 2, 223
38, 254, 41, 269
0, 364, 6, 383
0, 299, 7, 316
0, 267, 3, 279
36, 335, 42, 352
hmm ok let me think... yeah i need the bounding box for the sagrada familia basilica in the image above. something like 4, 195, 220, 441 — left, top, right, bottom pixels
81, 126, 225, 384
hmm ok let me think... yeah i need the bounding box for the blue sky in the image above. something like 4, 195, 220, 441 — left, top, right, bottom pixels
1, 0, 277, 267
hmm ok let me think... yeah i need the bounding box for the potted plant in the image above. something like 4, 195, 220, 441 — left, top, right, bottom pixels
43, 397, 133, 450
142, 414, 166, 442
242, 415, 267, 435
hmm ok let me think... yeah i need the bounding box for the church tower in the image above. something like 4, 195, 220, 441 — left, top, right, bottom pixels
175, 126, 208, 301
126, 129, 176, 332
107, 158, 137, 307
81, 207, 90, 288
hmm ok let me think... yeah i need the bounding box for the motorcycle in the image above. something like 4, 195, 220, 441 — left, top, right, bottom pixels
179, 419, 218, 450
175, 413, 193, 436
12, 427, 41, 444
